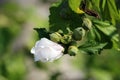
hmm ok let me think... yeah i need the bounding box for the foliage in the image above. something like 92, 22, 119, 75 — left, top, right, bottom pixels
34, 0, 120, 79
0, 0, 120, 80
35, 0, 120, 55
0, 2, 30, 80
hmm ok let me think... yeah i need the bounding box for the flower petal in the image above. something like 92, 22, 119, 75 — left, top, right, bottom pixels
31, 38, 64, 62
31, 47, 35, 54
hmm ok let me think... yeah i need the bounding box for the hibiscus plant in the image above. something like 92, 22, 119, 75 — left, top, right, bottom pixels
31, 0, 120, 62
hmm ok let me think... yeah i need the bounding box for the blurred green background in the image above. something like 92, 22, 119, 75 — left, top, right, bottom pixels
0, 0, 120, 80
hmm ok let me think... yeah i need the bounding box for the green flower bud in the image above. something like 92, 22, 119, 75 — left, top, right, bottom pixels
61, 34, 72, 44
83, 18, 92, 30
50, 32, 62, 42
72, 27, 86, 40
68, 46, 79, 56
58, 29, 63, 34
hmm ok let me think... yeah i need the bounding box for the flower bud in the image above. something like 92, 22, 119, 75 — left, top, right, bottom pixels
72, 27, 86, 40
83, 18, 92, 30
50, 32, 62, 42
68, 46, 79, 56
61, 34, 72, 44
31, 38, 64, 62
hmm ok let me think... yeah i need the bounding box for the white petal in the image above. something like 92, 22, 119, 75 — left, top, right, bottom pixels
31, 38, 64, 62
48, 52, 63, 62
31, 47, 35, 54
52, 44, 64, 52
35, 38, 64, 51
35, 38, 52, 47
35, 41, 40, 47
54, 52, 63, 59
34, 46, 61, 62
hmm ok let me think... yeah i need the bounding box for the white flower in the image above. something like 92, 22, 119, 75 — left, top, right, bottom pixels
31, 38, 64, 62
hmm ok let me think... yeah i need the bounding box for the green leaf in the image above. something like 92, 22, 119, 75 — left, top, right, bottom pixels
102, 0, 119, 24
34, 28, 50, 39
93, 20, 119, 49
49, 0, 83, 33
93, 20, 116, 36
93, 20, 118, 41
79, 40, 107, 54
94, 27, 101, 41
87, 26, 101, 41
89, 0, 101, 12
68, 0, 82, 13
100, 0, 106, 12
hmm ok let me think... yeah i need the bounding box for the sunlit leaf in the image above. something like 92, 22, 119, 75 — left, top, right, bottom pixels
68, 0, 82, 13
